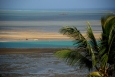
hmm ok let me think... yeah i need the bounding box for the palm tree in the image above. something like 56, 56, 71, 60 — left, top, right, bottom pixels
55, 15, 115, 77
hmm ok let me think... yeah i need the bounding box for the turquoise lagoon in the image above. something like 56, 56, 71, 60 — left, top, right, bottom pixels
0, 40, 74, 48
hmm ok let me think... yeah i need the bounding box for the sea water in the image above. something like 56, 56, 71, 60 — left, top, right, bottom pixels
0, 10, 114, 48
0, 10, 104, 33
0, 40, 74, 48
0, 53, 88, 77
0, 10, 115, 77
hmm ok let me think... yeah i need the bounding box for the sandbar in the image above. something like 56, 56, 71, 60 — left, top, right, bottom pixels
0, 31, 101, 41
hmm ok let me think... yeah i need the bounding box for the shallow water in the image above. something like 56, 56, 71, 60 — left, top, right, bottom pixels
0, 52, 88, 77
0, 10, 104, 33
0, 41, 74, 48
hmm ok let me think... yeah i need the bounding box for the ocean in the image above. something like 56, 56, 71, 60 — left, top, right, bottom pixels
0, 10, 115, 77
0, 10, 114, 48
0, 40, 73, 48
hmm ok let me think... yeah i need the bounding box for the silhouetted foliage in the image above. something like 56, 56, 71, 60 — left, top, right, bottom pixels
55, 15, 115, 77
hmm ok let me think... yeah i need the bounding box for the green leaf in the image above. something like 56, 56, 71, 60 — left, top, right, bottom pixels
86, 22, 98, 52
60, 26, 87, 48
100, 53, 108, 68
87, 71, 102, 77
54, 49, 72, 58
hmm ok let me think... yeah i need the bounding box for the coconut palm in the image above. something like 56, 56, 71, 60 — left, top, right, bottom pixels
55, 15, 115, 77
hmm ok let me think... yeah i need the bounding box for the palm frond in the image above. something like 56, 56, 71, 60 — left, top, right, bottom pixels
101, 53, 108, 67
100, 16, 115, 64
86, 22, 98, 67
101, 14, 115, 27
103, 16, 115, 29
108, 25, 115, 53
55, 49, 93, 70
55, 49, 72, 59
87, 71, 102, 77
91, 48, 97, 68
60, 26, 87, 48
59, 26, 98, 69
55, 15, 115, 77
107, 25, 115, 65
99, 47, 106, 57
102, 16, 115, 37
86, 22, 98, 52
60, 26, 82, 39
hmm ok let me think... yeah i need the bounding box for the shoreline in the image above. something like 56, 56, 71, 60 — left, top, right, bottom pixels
0, 48, 64, 54
0, 48, 87, 77
0, 38, 71, 42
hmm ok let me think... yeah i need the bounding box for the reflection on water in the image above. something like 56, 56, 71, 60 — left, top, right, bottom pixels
0, 53, 88, 77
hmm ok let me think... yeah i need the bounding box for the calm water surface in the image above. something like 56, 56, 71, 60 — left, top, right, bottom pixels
0, 41, 74, 48
0, 10, 105, 34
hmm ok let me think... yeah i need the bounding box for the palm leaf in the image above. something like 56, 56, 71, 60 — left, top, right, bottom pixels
59, 26, 98, 70
55, 15, 115, 77
103, 16, 115, 29
107, 25, 115, 65
100, 53, 108, 69
108, 26, 115, 53
55, 49, 72, 59
100, 15, 115, 63
102, 15, 115, 38
87, 71, 102, 77
86, 22, 98, 52
86, 22, 98, 67
55, 49, 93, 70
60, 26, 91, 53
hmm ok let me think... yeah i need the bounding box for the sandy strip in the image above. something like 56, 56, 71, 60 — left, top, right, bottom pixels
0, 31, 101, 41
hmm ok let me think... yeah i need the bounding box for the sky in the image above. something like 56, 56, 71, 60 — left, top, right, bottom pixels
0, 0, 115, 10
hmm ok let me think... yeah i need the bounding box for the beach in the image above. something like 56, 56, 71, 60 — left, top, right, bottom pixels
0, 48, 88, 77
0, 0, 115, 76
0, 31, 70, 41
0, 10, 108, 77
0, 20, 101, 42
0, 48, 61, 54
0, 30, 101, 41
